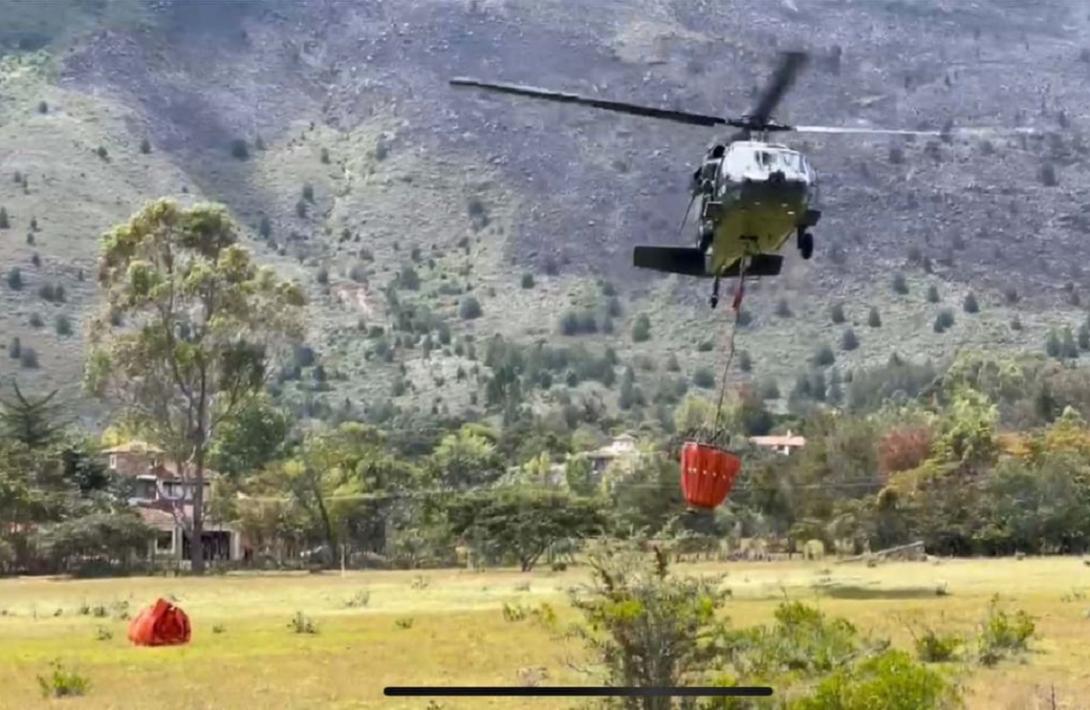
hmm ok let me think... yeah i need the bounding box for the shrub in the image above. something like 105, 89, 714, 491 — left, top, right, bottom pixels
320, 147, 330, 164
977, 598, 1035, 666
831, 303, 846, 324
55, 315, 72, 336
693, 367, 716, 389
288, 611, 318, 634
889, 146, 905, 164
1011, 317, 1023, 331
963, 292, 979, 313
797, 649, 957, 710
666, 353, 680, 372
738, 350, 752, 372
140, 138, 151, 154
8, 337, 20, 359
914, 629, 961, 662
502, 602, 529, 622
315, 267, 329, 285
295, 199, 307, 218
520, 273, 534, 289
94, 625, 112, 641
95, 146, 109, 161
26, 232, 34, 245
1040, 163, 1058, 186
760, 378, 781, 400
395, 617, 415, 630
31, 252, 40, 267
397, 265, 420, 290
926, 284, 940, 303
348, 263, 367, 283
459, 296, 482, 320
344, 590, 371, 608
6, 267, 22, 290
934, 309, 955, 333
868, 307, 881, 328
892, 273, 909, 295
302, 183, 314, 203
737, 309, 753, 326
230, 138, 249, 160
37, 100, 48, 114
813, 344, 836, 367
841, 328, 859, 351
29, 313, 43, 328
1046, 330, 1062, 357
632, 314, 651, 342
37, 661, 90, 699
39, 283, 64, 302
259, 216, 272, 239
0, 207, 8, 229
776, 298, 793, 317
697, 340, 714, 352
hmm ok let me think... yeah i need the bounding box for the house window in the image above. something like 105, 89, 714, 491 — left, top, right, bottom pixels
156, 532, 173, 553
135, 480, 156, 500
163, 481, 182, 499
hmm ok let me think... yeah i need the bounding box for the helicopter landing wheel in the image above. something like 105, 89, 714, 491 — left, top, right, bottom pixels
798, 231, 814, 260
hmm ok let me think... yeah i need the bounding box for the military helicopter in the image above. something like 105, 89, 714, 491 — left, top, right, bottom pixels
451, 51, 1034, 308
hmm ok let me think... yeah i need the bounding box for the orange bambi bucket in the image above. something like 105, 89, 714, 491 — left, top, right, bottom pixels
679, 441, 743, 509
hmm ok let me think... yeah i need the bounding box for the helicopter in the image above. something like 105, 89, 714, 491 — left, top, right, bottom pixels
451, 51, 1036, 308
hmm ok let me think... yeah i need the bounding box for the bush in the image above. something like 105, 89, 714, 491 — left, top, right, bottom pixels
632, 314, 651, 342
868, 307, 881, 328
288, 611, 318, 634
697, 340, 714, 352
95, 146, 109, 161
1004, 287, 1019, 304
934, 309, 955, 333
914, 629, 961, 663
0, 207, 8, 229
813, 344, 836, 366
38, 661, 90, 699
797, 649, 957, 710
302, 183, 314, 202
666, 353, 680, 372
258, 216, 272, 239
397, 265, 420, 290
760, 377, 781, 400
963, 292, 979, 313
6, 267, 22, 290
55, 314, 72, 336
140, 138, 151, 154
738, 350, 752, 372
831, 303, 846, 324
926, 284, 940, 303
344, 590, 370, 608
230, 138, 249, 160
29, 313, 43, 328
459, 296, 482, 320
320, 147, 330, 164
295, 199, 307, 218
892, 273, 909, 295
8, 337, 20, 359
39, 283, 64, 303
520, 273, 534, 289
889, 146, 905, 164
776, 298, 793, 317
37, 100, 48, 114
977, 598, 1035, 666
693, 367, 716, 389
1040, 163, 1058, 186
841, 328, 859, 351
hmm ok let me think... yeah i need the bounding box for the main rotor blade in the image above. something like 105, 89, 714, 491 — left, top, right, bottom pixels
794, 125, 1041, 137
748, 51, 809, 126
450, 77, 729, 127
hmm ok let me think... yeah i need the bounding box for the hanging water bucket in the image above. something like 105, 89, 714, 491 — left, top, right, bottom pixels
679, 440, 742, 509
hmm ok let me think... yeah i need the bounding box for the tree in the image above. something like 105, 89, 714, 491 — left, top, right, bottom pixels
447, 488, 606, 571
428, 425, 502, 489
85, 199, 305, 573
927, 284, 940, 303
1045, 330, 1062, 358
831, 303, 846, 324
568, 542, 729, 698
208, 395, 290, 478
0, 383, 65, 448
963, 292, 979, 314
632, 314, 652, 342
738, 350, 753, 372
140, 138, 151, 154
0, 207, 9, 229
892, 273, 909, 295
6, 268, 22, 290
868, 307, 882, 328
841, 328, 859, 351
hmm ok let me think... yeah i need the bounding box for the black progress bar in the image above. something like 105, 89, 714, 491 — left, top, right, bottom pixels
385, 687, 773, 697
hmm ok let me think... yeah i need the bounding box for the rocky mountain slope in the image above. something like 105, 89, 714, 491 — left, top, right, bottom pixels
1, 0, 1088, 426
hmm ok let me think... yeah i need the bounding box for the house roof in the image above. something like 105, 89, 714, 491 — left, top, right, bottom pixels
135, 506, 176, 531
750, 434, 806, 448
102, 440, 166, 455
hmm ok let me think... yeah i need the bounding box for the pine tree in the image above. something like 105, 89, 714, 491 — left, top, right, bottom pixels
0, 383, 65, 448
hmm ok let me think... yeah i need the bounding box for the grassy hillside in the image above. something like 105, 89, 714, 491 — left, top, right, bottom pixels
0, 0, 1088, 426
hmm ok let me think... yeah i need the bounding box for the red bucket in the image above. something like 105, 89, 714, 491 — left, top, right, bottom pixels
680, 441, 742, 509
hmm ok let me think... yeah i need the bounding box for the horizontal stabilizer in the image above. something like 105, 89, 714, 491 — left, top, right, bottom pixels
633, 248, 784, 278
633, 246, 707, 276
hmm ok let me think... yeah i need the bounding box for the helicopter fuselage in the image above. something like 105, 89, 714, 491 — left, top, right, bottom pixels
699, 141, 818, 275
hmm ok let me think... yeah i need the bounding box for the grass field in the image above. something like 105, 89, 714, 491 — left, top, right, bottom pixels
1, 557, 1089, 709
